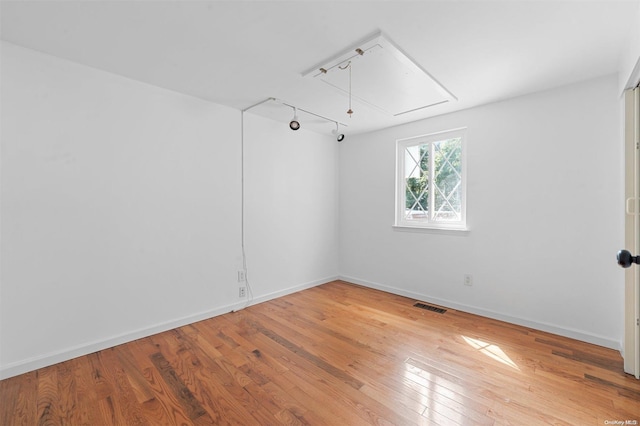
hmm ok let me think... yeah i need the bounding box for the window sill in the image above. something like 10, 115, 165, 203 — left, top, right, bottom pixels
392, 225, 469, 236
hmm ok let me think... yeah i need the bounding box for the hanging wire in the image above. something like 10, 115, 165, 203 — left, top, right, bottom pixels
347, 63, 353, 117
339, 61, 353, 117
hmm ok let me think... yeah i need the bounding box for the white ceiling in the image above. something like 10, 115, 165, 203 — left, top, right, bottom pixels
2, 1, 638, 136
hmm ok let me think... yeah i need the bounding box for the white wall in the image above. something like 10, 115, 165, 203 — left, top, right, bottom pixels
0, 42, 339, 378
619, 0, 640, 91
243, 114, 339, 301
339, 75, 625, 349
0, 41, 241, 377
0, 40, 623, 379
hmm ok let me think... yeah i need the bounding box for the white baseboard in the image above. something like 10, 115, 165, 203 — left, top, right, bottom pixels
3, 274, 619, 380
0, 300, 245, 380
339, 275, 622, 352
0, 276, 338, 380
247, 275, 340, 306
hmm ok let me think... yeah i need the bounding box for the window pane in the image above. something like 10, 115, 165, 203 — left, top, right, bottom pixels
397, 129, 466, 230
433, 138, 462, 221
404, 144, 428, 220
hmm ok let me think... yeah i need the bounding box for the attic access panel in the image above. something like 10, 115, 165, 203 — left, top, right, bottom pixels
303, 32, 456, 116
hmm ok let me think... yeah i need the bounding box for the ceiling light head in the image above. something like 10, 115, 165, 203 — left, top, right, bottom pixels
289, 107, 300, 131
332, 122, 345, 142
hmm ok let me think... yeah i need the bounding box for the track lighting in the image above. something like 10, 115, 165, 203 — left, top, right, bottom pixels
332, 122, 345, 142
289, 107, 300, 131
244, 98, 347, 140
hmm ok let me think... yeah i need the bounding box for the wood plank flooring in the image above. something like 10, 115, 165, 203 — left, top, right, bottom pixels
1, 280, 639, 425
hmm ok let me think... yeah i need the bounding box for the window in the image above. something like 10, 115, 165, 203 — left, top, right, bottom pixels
395, 128, 467, 230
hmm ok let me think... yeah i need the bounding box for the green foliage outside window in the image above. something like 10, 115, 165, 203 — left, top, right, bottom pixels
405, 138, 462, 219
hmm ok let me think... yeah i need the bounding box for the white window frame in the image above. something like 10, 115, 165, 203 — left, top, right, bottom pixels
394, 128, 467, 231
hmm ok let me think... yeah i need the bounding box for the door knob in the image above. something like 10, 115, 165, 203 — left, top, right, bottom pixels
617, 249, 640, 268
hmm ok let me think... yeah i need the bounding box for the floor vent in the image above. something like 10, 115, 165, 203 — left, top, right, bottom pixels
413, 302, 447, 314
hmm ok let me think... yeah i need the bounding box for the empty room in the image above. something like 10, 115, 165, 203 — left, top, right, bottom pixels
1, 1, 640, 424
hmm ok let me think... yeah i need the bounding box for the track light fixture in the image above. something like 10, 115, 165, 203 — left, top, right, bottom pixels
289, 107, 300, 131
332, 122, 345, 142
244, 98, 347, 141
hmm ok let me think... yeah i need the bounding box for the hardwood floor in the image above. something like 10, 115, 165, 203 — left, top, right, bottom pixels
2, 280, 639, 425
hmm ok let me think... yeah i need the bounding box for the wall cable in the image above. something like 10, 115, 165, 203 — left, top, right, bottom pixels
238, 109, 254, 310
235, 96, 345, 311
235, 97, 275, 311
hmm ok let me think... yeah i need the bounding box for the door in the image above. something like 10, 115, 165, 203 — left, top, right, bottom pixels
623, 87, 640, 379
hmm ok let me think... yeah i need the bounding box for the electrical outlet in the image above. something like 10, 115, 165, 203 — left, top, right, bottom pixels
237, 270, 246, 282
239, 287, 246, 298
464, 274, 473, 286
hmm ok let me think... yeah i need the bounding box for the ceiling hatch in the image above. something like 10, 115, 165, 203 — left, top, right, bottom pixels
302, 32, 456, 117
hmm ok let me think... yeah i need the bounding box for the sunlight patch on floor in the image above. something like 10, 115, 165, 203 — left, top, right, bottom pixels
462, 336, 519, 370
